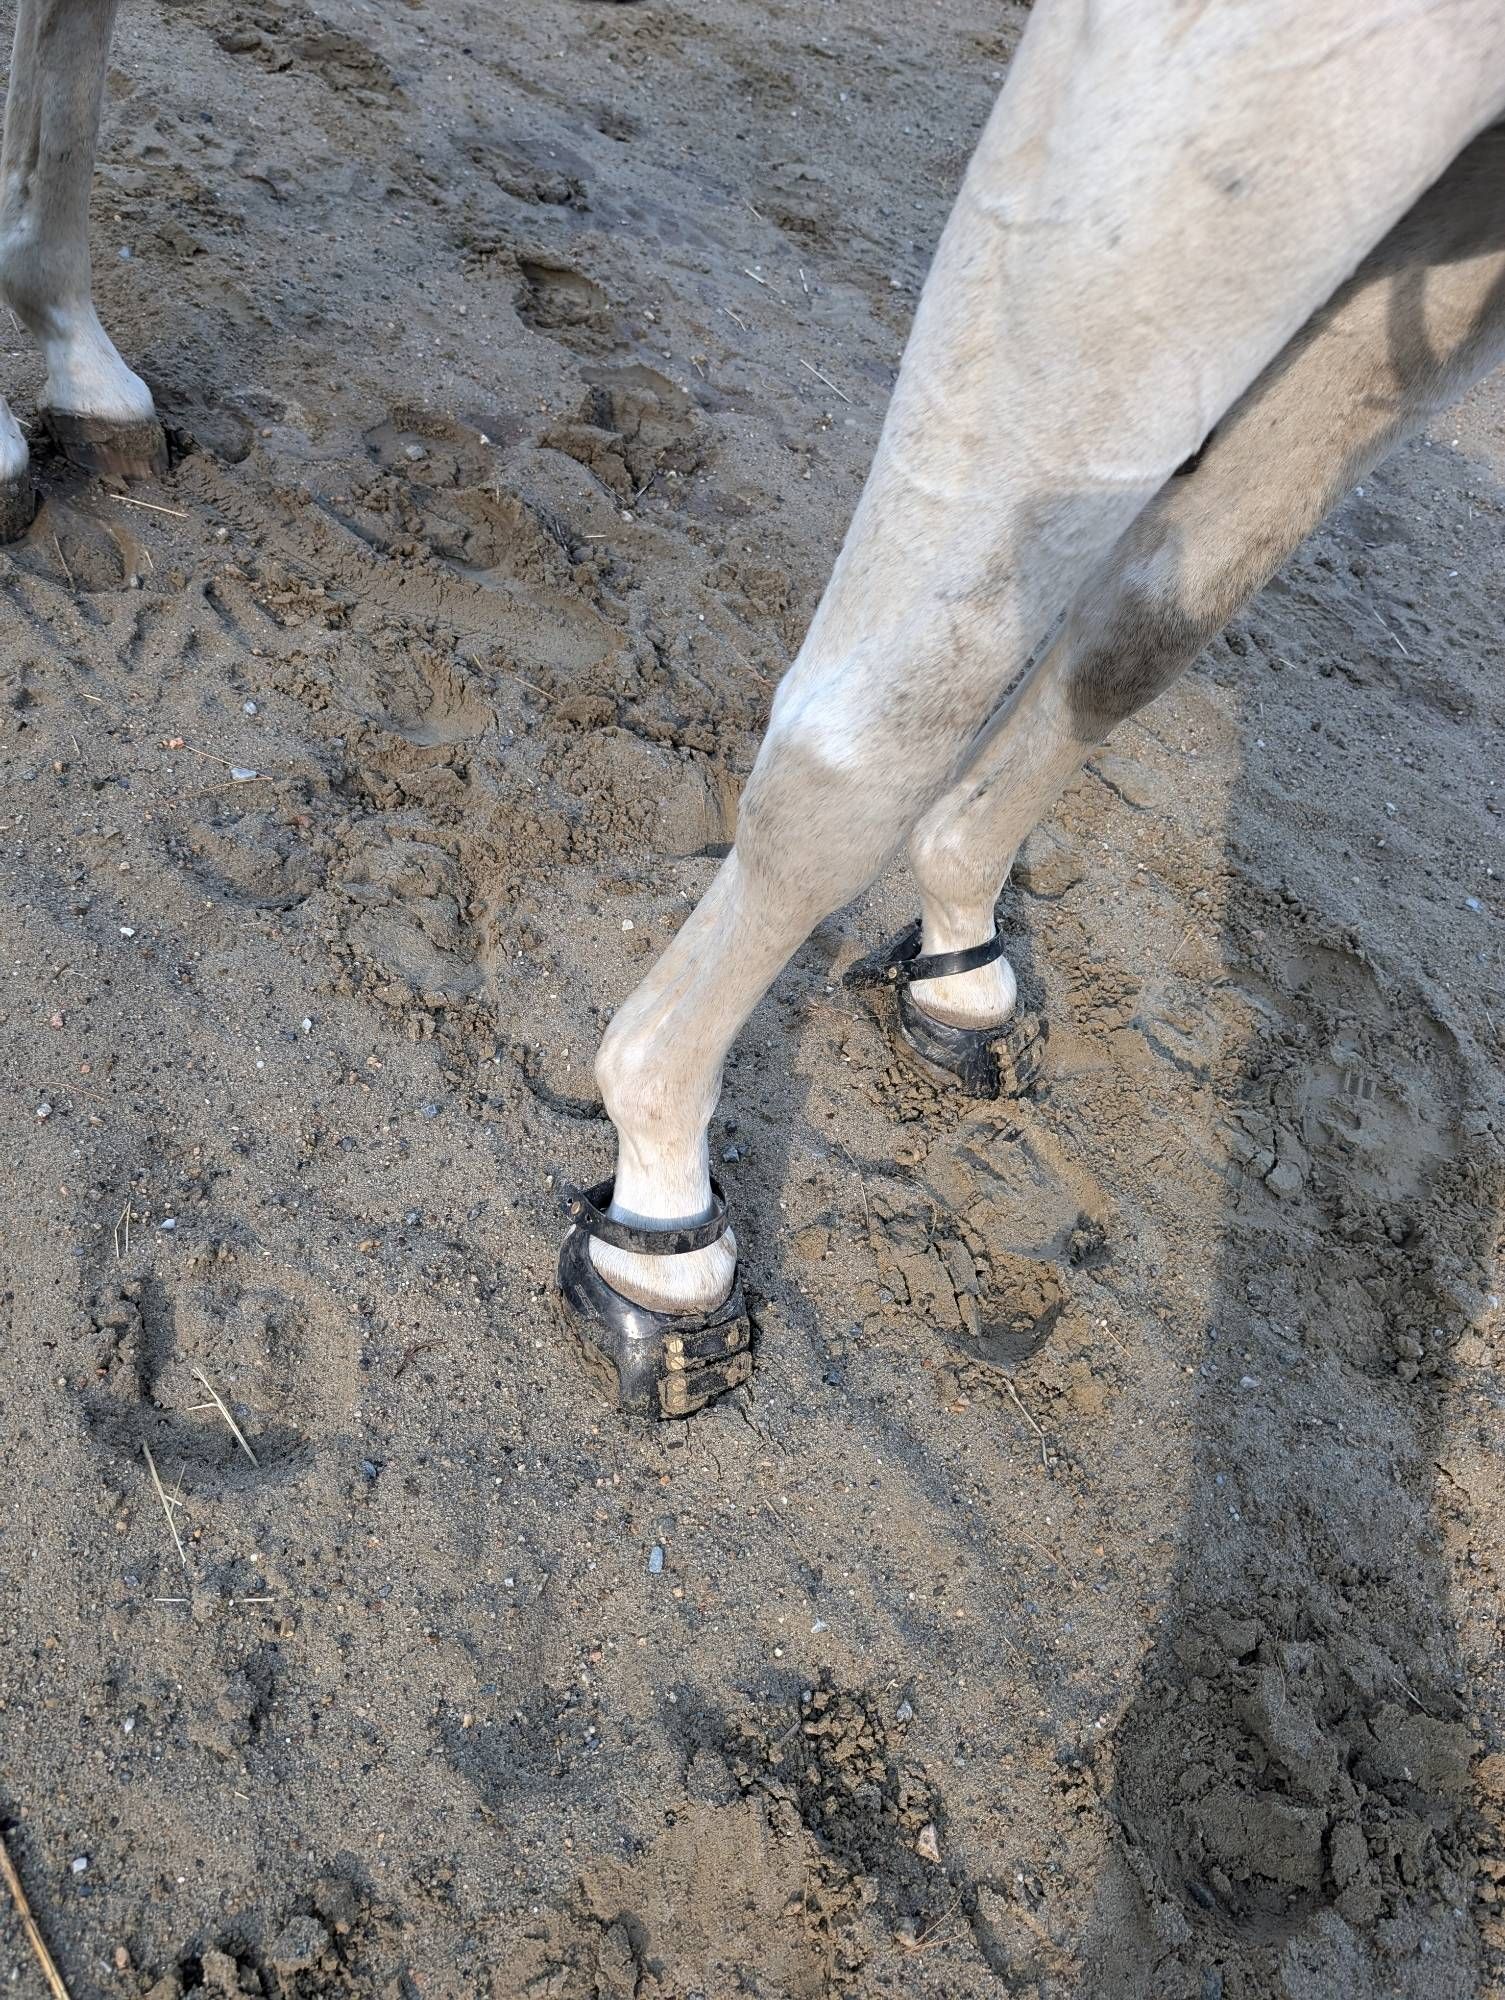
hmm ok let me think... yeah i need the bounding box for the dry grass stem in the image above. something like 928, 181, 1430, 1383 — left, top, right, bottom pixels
1001, 1377, 1049, 1467
799, 358, 852, 404
110, 493, 188, 519
741, 266, 789, 303
143, 1442, 188, 1565
0, 1828, 74, 2000
189, 1366, 259, 1465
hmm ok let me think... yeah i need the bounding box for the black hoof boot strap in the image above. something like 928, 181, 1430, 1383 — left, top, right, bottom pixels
845, 920, 1044, 1102
556, 1176, 752, 1420
843, 916, 1009, 995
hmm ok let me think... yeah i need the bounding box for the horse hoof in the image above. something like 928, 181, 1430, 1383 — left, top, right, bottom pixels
0, 473, 36, 544
891, 982, 1047, 1099
846, 921, 1047, 1100
42, 409, 169, 482
555, 1178, 753, 1419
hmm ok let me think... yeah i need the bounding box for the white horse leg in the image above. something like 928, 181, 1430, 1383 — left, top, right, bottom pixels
0, 0, 166, 496
580, 0, 1505, 1327
904, 123, 1505, 1033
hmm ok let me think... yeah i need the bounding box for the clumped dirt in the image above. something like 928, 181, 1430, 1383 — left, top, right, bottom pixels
0, 1, 1502, 1996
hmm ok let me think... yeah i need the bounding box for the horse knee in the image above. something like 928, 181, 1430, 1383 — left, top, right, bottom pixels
737, 699, 916, 910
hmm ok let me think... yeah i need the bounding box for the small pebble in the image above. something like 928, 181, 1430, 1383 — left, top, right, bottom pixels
243, 700, 258, 716
915, 1823, 941, 1865
119, 926, 135, 938
403, 443, 427, 462
159, 1217, 176, 1232
35, 1102, 52, 1121
71, 1856, 89, 1874
1465, 896, 1483, 913
230, 767, 259, 783
896, 1699, 914, 1725
647, 1545, 664, 1575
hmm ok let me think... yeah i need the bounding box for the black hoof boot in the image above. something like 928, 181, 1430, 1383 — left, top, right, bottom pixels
42, 409, 170, 482
846, 920, 1045, 1100
0, 472, 35, 544
555, 1177, 753, 1419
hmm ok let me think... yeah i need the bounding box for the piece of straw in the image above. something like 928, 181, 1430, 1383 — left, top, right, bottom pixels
189, 1367, 259, 1466
0, 1828, 73, 2000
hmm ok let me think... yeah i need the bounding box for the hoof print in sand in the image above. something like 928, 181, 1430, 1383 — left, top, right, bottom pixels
862, 1183, 1097, 1372
169, 802, 326, 913
961, 1245, 1068, 1370
543, 362, 705, 501
332, 827, 484, 1006
215, 4, 400, 100
82, 1277, 309, 1486
516, 256, 617, 351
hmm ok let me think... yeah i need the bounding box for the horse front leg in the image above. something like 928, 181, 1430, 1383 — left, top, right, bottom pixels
0, 0, 167, 504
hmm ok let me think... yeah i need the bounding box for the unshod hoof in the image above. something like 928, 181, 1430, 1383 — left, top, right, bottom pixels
0, 472, 35, 544
42, 408, 169, 482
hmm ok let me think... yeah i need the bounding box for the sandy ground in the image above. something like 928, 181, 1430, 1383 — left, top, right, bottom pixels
0, 1, 1502, 1996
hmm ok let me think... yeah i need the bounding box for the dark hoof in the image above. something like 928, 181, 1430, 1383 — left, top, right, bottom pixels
556, 1220, 752, 1419
846, 921, 1046, 1100
0, 472, 35, 544
892, 983, 1046, 1099
42, 408, 169, 482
